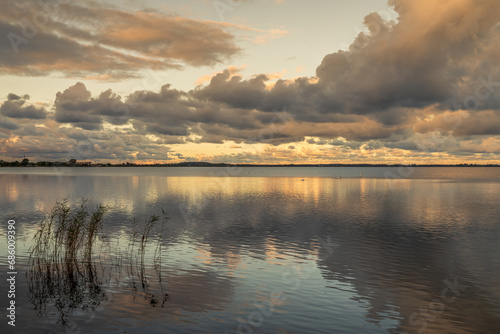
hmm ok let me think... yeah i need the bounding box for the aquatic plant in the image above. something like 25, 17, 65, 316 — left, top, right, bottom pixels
27, 200, 169, 325
127, 212, 169, 307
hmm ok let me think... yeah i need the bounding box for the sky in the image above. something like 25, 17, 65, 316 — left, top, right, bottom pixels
1, 0, 500, 164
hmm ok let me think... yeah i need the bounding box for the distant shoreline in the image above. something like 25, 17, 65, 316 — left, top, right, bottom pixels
1, 162, 499, 168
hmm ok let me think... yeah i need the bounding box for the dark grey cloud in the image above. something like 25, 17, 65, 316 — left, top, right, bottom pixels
7, 93, 29, 101
51, 82, 300, 144
15, 124, 45, 137
414, 110, 500, 137
0, 94, 47, 119
313, 0, 500, 115
54, 83, 103, 130
193, 70, 267, 109
0, 117, 19, 130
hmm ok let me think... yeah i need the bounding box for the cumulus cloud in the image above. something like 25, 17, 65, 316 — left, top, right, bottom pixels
185, 0, 500, 144
0, 94, 47, 119
314, 0, 500, 115
187, 0, 500, 129
193, 70, 268, 109
54, 82, 130, 130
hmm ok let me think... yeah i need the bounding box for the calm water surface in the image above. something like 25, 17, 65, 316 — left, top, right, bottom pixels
1, 167, 500, 334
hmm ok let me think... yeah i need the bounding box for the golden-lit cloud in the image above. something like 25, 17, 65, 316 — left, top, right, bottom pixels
0, 1, 242, 78
195, 65, 247, 86
253, 28, 289, 44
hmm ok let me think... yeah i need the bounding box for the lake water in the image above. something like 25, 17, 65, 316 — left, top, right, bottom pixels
1, 167, 500, 334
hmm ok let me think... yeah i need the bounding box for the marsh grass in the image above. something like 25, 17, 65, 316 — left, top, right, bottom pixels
27, 200, 169, 325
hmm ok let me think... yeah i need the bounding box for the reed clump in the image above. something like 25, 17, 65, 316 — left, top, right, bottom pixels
28, 200, 108, 324
31, 200, 107, 263
27, 200, 169, 325
127, 212, 169, 307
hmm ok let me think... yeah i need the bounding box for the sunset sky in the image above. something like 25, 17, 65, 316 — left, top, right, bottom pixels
1, 0, 500, 164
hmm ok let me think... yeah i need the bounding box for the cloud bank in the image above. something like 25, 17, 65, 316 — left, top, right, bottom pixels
1, 0, 500, 163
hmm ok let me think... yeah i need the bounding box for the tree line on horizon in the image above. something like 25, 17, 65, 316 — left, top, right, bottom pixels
0, 158, 111, 167
0, 158, 498, 167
